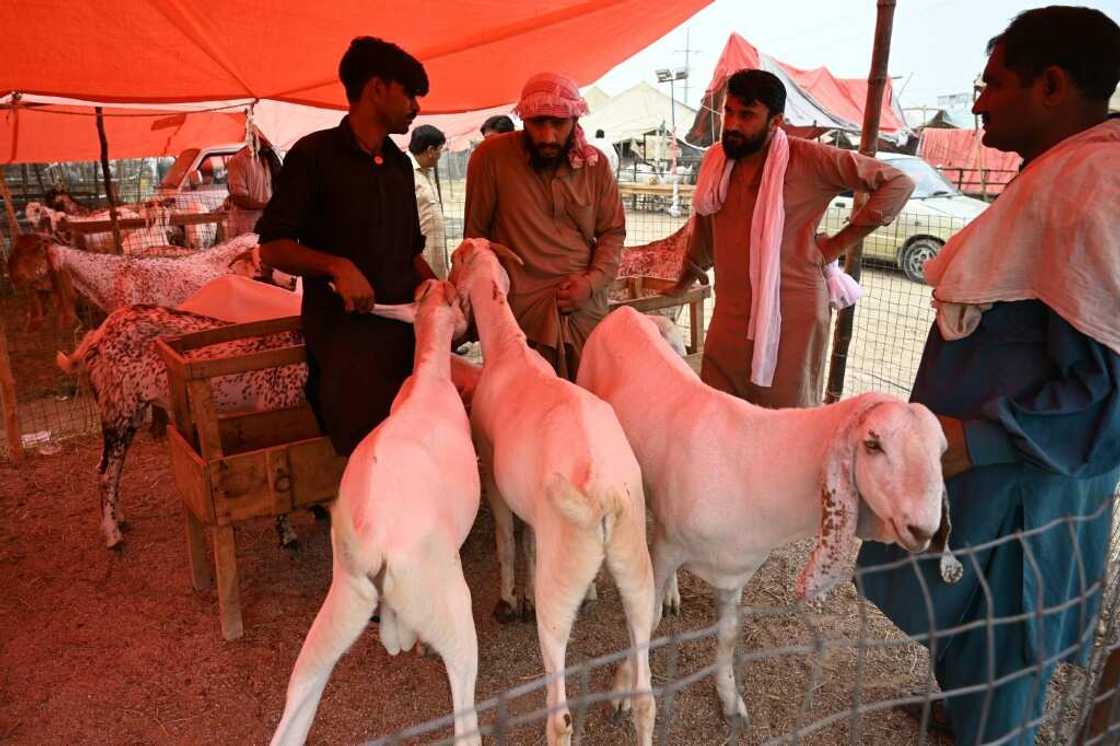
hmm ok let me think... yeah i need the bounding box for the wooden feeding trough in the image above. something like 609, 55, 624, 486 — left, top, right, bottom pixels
156, 316, 345, 640
609, 275, 711, 371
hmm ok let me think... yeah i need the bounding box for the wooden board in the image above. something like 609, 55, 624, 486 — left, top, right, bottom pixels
288, 438, 346, 508
218, 405, 322, 455
165, 316, 302, 354
167, 426, 214, 523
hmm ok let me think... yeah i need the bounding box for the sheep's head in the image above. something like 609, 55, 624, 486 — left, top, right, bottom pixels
797, 396, 959, 602
414, 279, 468, 340
448, 239, 523, 319
227, 247, 262, 277
7, 233, 53, 288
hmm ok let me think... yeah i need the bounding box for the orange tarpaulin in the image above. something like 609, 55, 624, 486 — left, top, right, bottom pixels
687, 32, 909, 146
1, 103, 246, 164
1, 1, 711, 114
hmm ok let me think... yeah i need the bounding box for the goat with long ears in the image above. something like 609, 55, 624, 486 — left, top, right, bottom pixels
578, 306, 960, 724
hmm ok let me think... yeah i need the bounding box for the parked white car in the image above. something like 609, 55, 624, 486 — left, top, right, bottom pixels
822, 153, 991, 283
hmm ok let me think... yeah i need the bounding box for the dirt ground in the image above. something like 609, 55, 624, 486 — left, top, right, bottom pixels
1, 427, 1100, 745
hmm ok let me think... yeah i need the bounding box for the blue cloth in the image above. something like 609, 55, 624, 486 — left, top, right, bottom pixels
858, 300, 1120, 745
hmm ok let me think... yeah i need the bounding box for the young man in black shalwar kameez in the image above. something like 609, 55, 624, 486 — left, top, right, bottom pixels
258, 37, 437, 456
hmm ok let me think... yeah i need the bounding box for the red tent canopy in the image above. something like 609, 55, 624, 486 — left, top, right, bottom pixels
1, 1, 711, 114
687, 32, 909, 146
918, 128, 1021, 197
1, 102, 246, 164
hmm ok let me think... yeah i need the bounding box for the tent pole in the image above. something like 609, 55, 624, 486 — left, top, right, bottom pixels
0, 166, 25, 460
824, 0, 897, 403
94, 107, 124, 254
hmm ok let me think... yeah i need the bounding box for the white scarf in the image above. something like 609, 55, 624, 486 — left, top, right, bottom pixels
924, 118, 1120, 355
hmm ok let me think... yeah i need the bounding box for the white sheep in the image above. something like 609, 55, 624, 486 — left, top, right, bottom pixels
56, 301, 483, 550
449, 239, 657, 746
577, 306, 961, 723
272, 280, 481, 746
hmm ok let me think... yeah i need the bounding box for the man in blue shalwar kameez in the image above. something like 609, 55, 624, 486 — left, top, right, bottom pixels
857, 7, 1120, 744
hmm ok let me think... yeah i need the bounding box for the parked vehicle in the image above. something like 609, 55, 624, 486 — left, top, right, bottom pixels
822, 153, 990, 283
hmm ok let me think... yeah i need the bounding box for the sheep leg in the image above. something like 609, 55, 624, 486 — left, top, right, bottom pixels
485, 475, 519, 623
274, 515, 299, 549
519, 523, 536, 621
612, 530, 684, 713
604, 515, 657, 745
664, 571, 681, 616
535, 531, 604, 746
270, 564, 378, 746
714, 585, 748, 724
400, 558, 481, 746
97, 425, 136, 549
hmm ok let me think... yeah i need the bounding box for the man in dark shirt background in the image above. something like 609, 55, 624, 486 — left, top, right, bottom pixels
257, 37, 437, 456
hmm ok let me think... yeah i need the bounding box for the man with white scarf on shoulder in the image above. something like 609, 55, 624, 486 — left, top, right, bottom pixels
670, 69, 914, 408
858, 7, 1120, 745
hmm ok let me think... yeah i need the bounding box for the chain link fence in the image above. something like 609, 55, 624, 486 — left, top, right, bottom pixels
0, 170, 230, 457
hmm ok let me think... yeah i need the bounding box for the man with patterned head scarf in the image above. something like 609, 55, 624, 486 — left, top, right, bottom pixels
464, 72, 625, 379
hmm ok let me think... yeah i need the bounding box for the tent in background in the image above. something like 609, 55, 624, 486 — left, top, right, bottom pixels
686, 32, 910, 147
918, 127, 1020, 198
1, 1, 711, 114
581, 82, 697, 147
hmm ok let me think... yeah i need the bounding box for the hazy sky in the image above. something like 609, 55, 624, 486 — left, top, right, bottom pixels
591, 0, 1120, 111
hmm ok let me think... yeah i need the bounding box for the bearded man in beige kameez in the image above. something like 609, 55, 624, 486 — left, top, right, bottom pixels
671, 69, 915, 407
464, 73, 625, 379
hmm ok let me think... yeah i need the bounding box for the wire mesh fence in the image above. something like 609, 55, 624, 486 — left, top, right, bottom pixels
360, 499, 1120, 746
0, 179, 233, 457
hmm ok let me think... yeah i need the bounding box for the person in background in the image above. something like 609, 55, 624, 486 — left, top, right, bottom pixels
227, 126, 282, 237
479, 114, 515, 139
465, 73, 625, 380
407, 124, 449, 278
859, 7, 1120, 744
590, 127, 620, 175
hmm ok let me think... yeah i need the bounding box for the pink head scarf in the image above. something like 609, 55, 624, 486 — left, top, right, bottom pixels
514, 72, 599, 169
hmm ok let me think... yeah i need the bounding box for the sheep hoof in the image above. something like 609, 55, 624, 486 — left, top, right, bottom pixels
518, 597, 536, 623
722, 696, 749, 726
105, 533, 125, 551
117, 519, 131, 533
493, 599, 518, 624
309, 504, 330, 522
281, 538, 300, 552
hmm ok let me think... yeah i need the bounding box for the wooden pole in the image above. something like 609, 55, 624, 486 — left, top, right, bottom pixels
94, 107, 124, 255
0, 167, 25, 460
0, 318, 23, 461
824, 0, 897, 403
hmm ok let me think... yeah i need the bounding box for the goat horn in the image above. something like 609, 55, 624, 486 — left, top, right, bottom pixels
489, 242, 525, 267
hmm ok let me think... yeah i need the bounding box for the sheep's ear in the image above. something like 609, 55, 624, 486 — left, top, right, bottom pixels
929, 489, 964, 583
414, 279, 435, 303
795, 402, 880, 602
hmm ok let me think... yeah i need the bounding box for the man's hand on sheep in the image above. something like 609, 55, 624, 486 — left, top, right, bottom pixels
330, 257, 375, 313
936, 414, 972, 479
556, 273, 592, 313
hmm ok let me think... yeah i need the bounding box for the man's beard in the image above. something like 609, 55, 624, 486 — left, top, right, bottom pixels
721, 126, 769, 159
525, 130, 575, 171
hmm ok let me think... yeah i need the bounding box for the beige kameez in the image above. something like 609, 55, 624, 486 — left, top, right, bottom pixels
688, 137, 913, 407
464, 131, 626, 378
408, 152, 449, 279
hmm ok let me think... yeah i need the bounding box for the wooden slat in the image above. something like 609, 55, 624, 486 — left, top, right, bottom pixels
212, 525, 243, 641
167, 425, 214, 523
168, 316, 302, 353
185, 345, 306, 380
0, 319, 24, 460
66, 211, 228, 233
609, 286, 708, 315
288, 438, 346, 507
183, 506, 212, 591
218, 405, 321, 455
187, 380, 224, 462
209, 453, 272, 523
